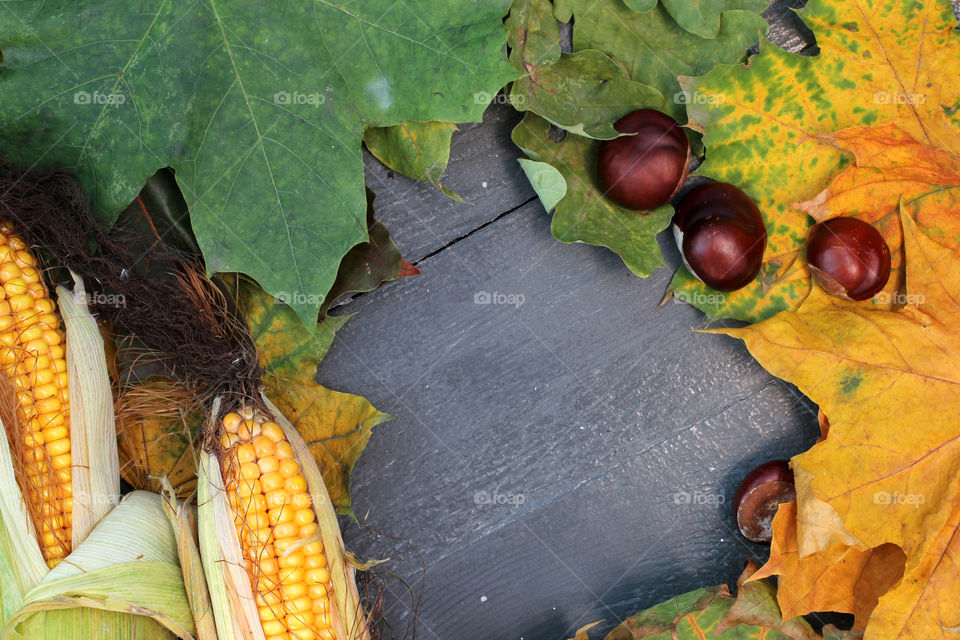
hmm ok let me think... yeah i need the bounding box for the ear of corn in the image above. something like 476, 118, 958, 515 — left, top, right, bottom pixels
0, 271, 119, 619
199, 395, 371, 640
1, 491, 199, 640
0, 225, 73, 567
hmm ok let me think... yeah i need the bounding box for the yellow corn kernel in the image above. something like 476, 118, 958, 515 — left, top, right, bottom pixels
284, 476, 307, 493
258, 605, 282, 623
278, 551, 304, 569
284, 595, 311, 615
257, 557, 280, 576
238, 419, 260, 440
46, 438, 70, 457
278, 459, 300, 478
269, 507, 295, 527
293, 509, 315, 527
307, 584, 327, 601
236, 479, 262, 498
273, 521, 298, 539
265, 490, 288, 509
281, 581, 308, 600
261, 620, 287, 636
235, 443, 256, 464
261, 471, 285, 493
292, 493, 312, 509
258, 455, 280, 475
260, 421, 284, 442
239, 462, 261, 480
257, 591, 283, 608
9, 293, 34, 313
253, 435, 277, 457
222, 412, 243, 433
246, 512, 270, 530
289, 626, 318, 640
285, 612, 314, 629
305, 567, 330, 585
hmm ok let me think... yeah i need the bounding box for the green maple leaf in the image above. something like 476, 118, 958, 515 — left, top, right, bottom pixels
0, 0, 515, 327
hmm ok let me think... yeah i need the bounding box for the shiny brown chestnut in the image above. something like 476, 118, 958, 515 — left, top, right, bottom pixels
672, 183, 766, 291
806, 218, 891, 301
733, 460, 795, 544
596, 109, 691, 210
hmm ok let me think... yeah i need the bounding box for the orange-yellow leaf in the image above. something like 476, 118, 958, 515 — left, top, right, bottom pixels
796, 124, 960, 305
750, 501, 905, 628
713, 211, 960, 637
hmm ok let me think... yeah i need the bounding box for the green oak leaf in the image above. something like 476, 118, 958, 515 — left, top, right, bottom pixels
622, 0, 658, 12
364, 122, 463, 201
0, 0, 516, 328
510, 50, 664, 139
660, 0, 770, 40
554, 0, 768, 123
507, 0, 663, 139
506, 0, 563, 70
512, 114, 672, 277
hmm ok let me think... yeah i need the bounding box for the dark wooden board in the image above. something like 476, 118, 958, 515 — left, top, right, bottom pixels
324, 3, 824, 638
323, 201, 820, 638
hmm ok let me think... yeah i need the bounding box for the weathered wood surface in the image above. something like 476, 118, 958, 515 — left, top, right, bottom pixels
324, 2, 823, 638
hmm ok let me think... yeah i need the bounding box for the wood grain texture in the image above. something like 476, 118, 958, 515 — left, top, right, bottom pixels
330, 3, 821, 638
324, 206, 818, 638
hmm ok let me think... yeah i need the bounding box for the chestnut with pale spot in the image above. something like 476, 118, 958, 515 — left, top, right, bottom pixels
733, 460, 795, 544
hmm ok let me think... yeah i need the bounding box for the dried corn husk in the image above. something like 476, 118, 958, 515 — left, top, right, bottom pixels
160, 478, 218, 640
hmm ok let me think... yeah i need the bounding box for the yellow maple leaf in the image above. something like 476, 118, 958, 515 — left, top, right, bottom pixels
713, 212, 960, 636
673, 0, 960, 322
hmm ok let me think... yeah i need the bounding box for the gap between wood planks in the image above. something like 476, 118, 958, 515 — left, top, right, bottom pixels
328, 195, 539, 314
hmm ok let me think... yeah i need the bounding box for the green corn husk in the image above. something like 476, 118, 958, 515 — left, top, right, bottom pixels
2, 491, 197, 640
57, 275, 121, 543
